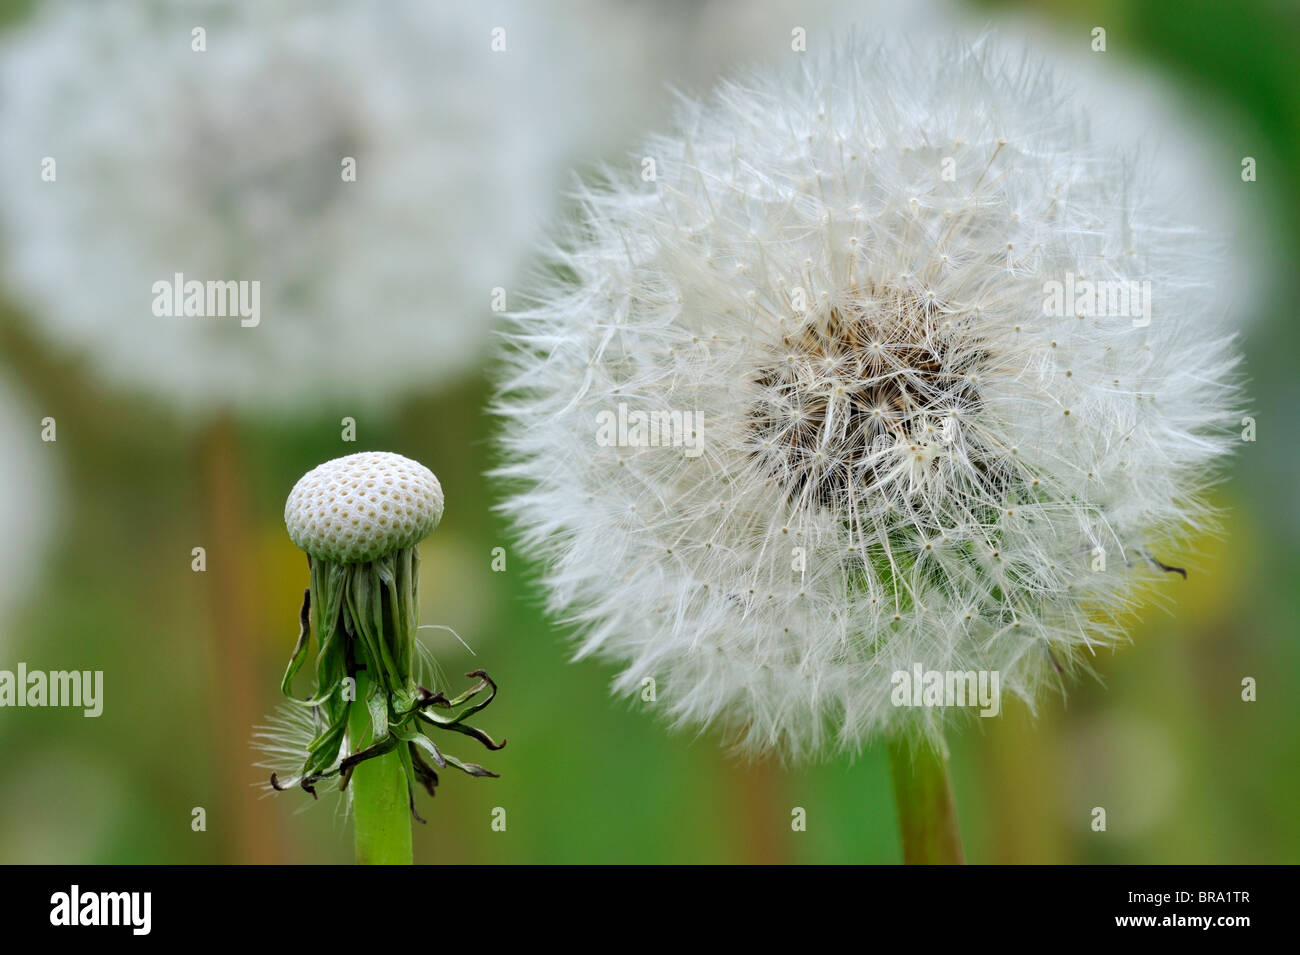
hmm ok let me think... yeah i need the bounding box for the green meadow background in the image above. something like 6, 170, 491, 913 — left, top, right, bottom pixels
0, 0, 1296, 864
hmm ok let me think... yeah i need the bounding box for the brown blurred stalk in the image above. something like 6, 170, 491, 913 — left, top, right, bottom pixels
200, 415, 280, 863
730, 756, 790, 864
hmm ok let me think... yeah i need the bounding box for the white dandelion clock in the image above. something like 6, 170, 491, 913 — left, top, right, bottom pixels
0, 0, 602, 414
497, 34, 1242, 766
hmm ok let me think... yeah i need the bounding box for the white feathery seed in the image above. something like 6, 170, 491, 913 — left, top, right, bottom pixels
285, 451, 442, 564
252, 702, 333, 796
497, 34, 1243, 760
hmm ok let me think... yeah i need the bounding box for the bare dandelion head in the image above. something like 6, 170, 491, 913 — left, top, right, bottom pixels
284, 451, 443, 564
262, 452, 502, 816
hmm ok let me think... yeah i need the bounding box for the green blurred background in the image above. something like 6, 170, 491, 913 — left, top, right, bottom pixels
0, 0, 1296, 863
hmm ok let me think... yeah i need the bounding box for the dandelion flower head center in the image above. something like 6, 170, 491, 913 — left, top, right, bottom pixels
751, 282, 985, 507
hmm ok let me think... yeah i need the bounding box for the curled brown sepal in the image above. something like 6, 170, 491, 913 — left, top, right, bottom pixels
422, 715, 508, 751
414, 669, 507, 751
336, 731, 401, 788
408, 787, 427, 826
409, 742, 441, 798
441, 752, 500, 779
268, 771, 326, 801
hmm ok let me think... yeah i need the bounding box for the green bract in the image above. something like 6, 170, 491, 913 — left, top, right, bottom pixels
272, 452, 504, 817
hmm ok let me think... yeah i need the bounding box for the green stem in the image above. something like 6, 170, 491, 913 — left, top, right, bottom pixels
348, 669, 413, 865
887, 736, 964, 865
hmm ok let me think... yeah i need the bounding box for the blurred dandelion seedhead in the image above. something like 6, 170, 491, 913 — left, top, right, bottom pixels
497, 34, 1242, 760
258, 452, 504, 811
0, 0, 599, 413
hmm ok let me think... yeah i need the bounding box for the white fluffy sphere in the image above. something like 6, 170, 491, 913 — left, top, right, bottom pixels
498, 34, 1242, 759
0, 0, 602, 414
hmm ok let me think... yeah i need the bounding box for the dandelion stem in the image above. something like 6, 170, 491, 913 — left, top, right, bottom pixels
348, 669, 413, 865
887, 737, 964, 864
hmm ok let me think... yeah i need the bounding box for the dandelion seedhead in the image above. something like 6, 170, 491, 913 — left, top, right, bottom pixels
0, 0, 603, 412
497, 35, 1242, 760
262, 452, 504, 812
